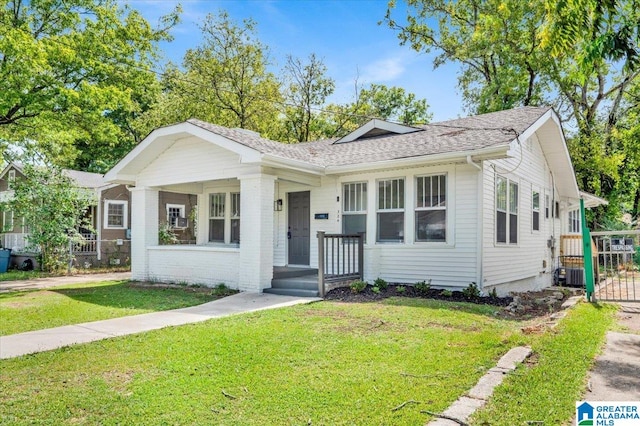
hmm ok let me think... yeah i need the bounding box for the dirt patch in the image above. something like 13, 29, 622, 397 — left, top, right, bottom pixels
324, 284, 576, 320
617, 303, 640, 334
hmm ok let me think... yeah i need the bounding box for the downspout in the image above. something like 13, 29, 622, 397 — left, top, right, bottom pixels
467, 155, 482, 171
471, 158, 484, 293
97, 189, 102, 262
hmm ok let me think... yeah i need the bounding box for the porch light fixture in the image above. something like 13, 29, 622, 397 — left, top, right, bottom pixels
274, 199, 283, 211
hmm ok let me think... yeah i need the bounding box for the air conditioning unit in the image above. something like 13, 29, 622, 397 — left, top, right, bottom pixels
565, 268, 584, 286
176, 217, 188, 228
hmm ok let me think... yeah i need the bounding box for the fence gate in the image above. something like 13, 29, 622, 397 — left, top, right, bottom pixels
591, 230, 640, 302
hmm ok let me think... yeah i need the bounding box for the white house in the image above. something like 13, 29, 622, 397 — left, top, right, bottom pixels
104, 106, 603, 295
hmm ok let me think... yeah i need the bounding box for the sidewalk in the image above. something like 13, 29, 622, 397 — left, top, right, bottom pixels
586, 303, 640, 400
0, 271, 132, 292
0, 292, 321, 359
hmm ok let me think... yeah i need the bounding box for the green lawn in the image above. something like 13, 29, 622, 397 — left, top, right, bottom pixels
0, 281, 228, 335
0, 297, 616, 424
1, 298, 525, 425
0, 270, 51, 281
471, 302, 617, 425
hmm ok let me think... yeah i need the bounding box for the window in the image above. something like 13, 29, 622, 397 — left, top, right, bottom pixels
342, 182, 367, 235
7, 170, 15, 189
568, 209, 580, 233
532, 191, 540, 231
230, 193, 240, 244
555, 201, 560, 219
415, 174, 446, 242
377, 178, 404, 242
166, 204, 186, 228
545, 194, 550, 219
496, 176, 518, 244
104, 200, 127, 229
2, 209, 13, 232
209, 193, 225, 243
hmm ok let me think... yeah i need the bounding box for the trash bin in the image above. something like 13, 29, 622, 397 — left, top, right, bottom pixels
0, 248, 11, 273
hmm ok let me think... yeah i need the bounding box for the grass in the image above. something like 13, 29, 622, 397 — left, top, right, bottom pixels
0, 298, 525, 425
471, 302, 617, 425
0, 281, 229, 335
0, 270, 51, 281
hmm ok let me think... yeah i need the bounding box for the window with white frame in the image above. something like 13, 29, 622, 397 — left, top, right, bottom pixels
342, 182, 367, 235
568, 209, 580, 233
532, 191, 540, 231
7, 170, 16, 189
104, 200, 127, 229
230, 192, 240, 244
377, 178, 404, 242
496, 176, 518, 244
209, 193, 225, 243
2, 209, 13, 232
166, 204, 186, 228
415, 174, 446, 242
545, 194, 550, 219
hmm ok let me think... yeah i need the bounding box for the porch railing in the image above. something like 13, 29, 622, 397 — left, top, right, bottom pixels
317, 231, 364, 297
72, 233, 97, 253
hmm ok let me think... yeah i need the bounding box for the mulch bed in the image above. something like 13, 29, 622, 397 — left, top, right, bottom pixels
325, 284, 577, 320
325, 284, 513, 306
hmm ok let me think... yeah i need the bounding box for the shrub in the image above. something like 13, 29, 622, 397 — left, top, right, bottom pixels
440, 289, 452, 297
396, 285, 406, 293
371, 286, 381, 294
462, 282, 481, 298
489, 287, 498, 298
350, 280, 367, 293
373, 277, 388, 291
414, 279, 431, 294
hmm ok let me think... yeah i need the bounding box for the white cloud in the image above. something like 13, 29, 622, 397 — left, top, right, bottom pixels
359, 56, 406, 83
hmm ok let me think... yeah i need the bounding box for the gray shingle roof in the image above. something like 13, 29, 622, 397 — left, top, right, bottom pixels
188, 106, 552, 168
63, 169, 104, 189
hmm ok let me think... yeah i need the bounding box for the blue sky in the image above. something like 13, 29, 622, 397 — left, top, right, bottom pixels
128, 0, 463, 122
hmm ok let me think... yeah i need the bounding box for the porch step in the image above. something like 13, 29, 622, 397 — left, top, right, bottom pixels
272, 267, 318, 279
266, 273, 319, 298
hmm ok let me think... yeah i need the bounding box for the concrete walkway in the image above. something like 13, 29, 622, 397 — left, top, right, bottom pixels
0, 292, 321, 359
0, 272, 132, 292
586, 303, 640, 401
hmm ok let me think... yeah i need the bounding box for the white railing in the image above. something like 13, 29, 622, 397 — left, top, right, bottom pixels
73, 233, 98, 253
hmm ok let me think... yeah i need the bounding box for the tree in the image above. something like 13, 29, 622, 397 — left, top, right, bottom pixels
3, 160, 94, 272
0, 0, 180, 171
281, 54, 335, 142
385, 0, 640, 225
321, 82, 432, 137
384, 0, 552, 114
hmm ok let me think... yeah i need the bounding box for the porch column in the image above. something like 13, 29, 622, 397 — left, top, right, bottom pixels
130, 186, 159, 281
239, 174, 276, 292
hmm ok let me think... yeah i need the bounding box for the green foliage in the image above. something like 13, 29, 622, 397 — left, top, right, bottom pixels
489, 287, 499, 299
349, 280, 367, 293
2, 162, 94, 272
158, 223, 178, 245
0, 0, 180, 172
395, 285, 406, 293
373, 277, 388, 291
414, 279, 432, 294
385, 0, 640, 225
371, 286, 381, 294
462, 282, 481, 298
440, 289, 453, 297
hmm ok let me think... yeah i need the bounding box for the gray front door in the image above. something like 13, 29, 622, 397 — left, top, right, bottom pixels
288, 191, 310, 265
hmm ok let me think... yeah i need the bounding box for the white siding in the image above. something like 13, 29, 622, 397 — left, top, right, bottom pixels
137, 136, 244, 187
327, 163, 480, 289
147, 246, 240, 287
482, 133, 558, 293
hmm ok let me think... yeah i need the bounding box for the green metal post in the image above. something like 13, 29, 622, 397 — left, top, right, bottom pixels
580, 199, 595, 301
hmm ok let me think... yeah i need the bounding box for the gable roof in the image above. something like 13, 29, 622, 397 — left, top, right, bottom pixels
106, 106, 578, 198
0, 162, 104, 189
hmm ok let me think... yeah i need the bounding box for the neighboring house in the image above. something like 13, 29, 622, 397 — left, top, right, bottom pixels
104, 106, 606, 295
0, 163, 195, 269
